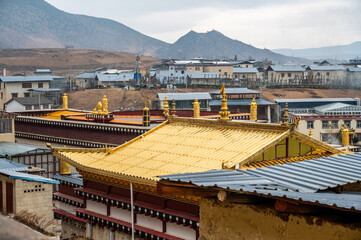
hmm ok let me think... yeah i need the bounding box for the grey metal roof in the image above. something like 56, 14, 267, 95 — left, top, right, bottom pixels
0, 158, 30, 172
0, 169, 59, 184
347, 67, 361, 72
96, 73, 133, 82
0, 76, 54, 82
74, 72, 97, 79
187, 72, 220, 79
6, 97, 51, 106
158, 92, 212, 101
274, 98, 357, 103
209, 98, 274, 106
268, 65, 305, 72
313, 102, 359, 112
28, 88, 61, 92
233, 67, 259, 73
159, 153, 361, 212
0, 142, 47, 157
209, 88, 260, 94
306, 65, 345, 71
52, 173, 83, 186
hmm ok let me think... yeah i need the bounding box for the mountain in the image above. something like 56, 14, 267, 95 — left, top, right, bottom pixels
272, 42, 361, 60
154, 30, 308, 64
0, 0, 168, 56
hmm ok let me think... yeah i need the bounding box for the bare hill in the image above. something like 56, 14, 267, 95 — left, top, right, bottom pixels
0, 48, 161, 75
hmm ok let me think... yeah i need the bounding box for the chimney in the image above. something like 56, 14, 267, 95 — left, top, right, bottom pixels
2, 68, 6, 76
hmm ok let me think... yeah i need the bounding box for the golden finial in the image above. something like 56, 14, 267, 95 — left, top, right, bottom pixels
162, 93, 169, 117
282, 103, 289, 124
309, 128, 313, 138
249, 98, 257, 121
219, 84, 230, 120
143, 100, 150, 126
102, 95, 108, 115
341, 124, 349, 146
92, 107, 97, 115
62, 93, 68, 109
294, 116, 301, 126
97, 101, 103, 114
193, 98, 200, 118
171, 99, 177, 117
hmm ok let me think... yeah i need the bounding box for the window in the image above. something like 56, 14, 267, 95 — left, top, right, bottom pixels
322, 121, 329, 129
307, 121, 314, 129
42, 104, 49, 109
331, 120, 338, 129
24, 93, 30, 97
25, 105, 32, 110
281, 73, 285, 77
22, 82, 32, 88
11, 93, 18, 98
181, 70, 184, 74
344, 120, 351, 128
288, 73, 291, 77
218, 69, 221, 72
34, 104, 40, 110
38, 83, 43, 88
357, 120, 361, 128
195, 67, 200, 71
0, 118, 12, 133
326, 72, 330, 76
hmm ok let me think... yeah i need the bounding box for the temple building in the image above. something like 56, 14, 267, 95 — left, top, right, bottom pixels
49, 87, 341, 240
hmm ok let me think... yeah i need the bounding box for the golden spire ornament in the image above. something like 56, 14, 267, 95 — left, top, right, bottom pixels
162, 93, 169, 117
193, 98, 200, 118
282, 103, 289, 124
219, 84, 230, 120
250, 98, 257, 121
171, 99, 177, 117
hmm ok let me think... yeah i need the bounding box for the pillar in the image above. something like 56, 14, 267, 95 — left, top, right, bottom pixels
193, 99, 200, 118
249, 98, 257, 121
342, 125, 349, 146
86, 222, 92, 239
62, 93, 68, 109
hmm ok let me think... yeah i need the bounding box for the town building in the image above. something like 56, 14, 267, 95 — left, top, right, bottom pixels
347, 67, 361, 88
266, 65, 305, 85
0, 158, 59, 225
0, 75, 54, 110
157, 92, 212, 110
305, 65, 346, 85
158, 153, 361, 240
50, 91, 341, 240
5, 96, 52, 111
209, 88, 273, 121
232, 67, 263, 86
96, 72, 133, 88
74, 72, 97, 90
186, 72, 220, 86
0, 111, 16, 143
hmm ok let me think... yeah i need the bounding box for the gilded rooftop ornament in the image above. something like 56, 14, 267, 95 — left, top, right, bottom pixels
162, 93, 169, 117
282, 103, 289, 125
193, 98, 200, 118
171, 99, 177, 117
250, 98, 257, 121
102, 95, 108, 115
219, 84, 230, 120
62, 93, 68, 109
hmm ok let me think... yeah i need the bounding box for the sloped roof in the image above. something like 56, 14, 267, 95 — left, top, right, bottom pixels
0, 169, 59, 184
306, 65, 345, 71
187, 72, 219, 79
74, 72, 97, 79
0, 75, 54, 82
0, 142, 46, 157
96, 73, 134, 82
209, 98, 274, 106
233, 67, 259, 73
6, 97, 51, 106
209, 88, 260, 94
158, 92, 211, 101
51, 117, 341, 186
0, 158, 30, 172
268, 65, 305, 72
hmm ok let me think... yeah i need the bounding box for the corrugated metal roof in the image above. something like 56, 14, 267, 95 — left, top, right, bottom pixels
7, 97, 51, 106
313, 103, 352, 112
233, 67, 259, 73
0, 76, 54, 82
0, 169, 59, 184
0, 158, 30, 172
0, 142, 47, 157
96, 73, 133, 82
74, 72, 96, 79
209, 88, 260, 94
268, 65, 305, 72
157, 92, 211, 101
209, 98, 274, 106
52, 173, 83, 186
187, 72, 220, 79
274, 98, 357, 103
307, 65, 345, 71
347, 67, 361, 72
29, 88, 61, 92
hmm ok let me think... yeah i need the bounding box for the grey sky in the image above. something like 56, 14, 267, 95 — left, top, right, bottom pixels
45, 0, 361, 49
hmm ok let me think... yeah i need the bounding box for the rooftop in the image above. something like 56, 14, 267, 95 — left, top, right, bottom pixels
306, 65, 346, 71
209, 88, 260, 94
209, 98, 274, 106
0, 75, 54, 82
233, 67, 259, 73
0, 142, 48, 157
6, 97, 52, 106
157, 92, 212, 101
274, 98, 357, 103
0, 169, 59, 184
268, 65, 305, 72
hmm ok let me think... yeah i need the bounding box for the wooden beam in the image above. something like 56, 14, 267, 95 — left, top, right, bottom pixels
157, 184, 217, 198
275, 199, 319, 214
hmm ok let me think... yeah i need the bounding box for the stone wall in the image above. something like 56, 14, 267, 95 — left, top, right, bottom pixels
90, 224, 141, 240
199, 198, 361, 240
61, 220, 86, 239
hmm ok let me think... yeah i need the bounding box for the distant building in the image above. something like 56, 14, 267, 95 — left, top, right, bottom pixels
305, 65, 346, 85
96, 72, 133, 88
347, 67, 361, 88
235, 60, 262, 68
232, 67, 263, 85
266, 65, 305, 85
0, 111, 16, 143
74, 72, 97, 89
5, 96, 52, 111
187, 72, 220, 86
157, 92, 212, 110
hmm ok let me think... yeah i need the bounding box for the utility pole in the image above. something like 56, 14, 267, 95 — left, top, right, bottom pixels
136, 53, 140, 89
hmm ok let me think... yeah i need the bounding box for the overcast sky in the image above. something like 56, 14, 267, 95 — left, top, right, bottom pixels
45, 0, 361, 49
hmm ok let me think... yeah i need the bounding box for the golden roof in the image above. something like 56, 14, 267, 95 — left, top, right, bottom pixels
41, 110, 85, 120
51, 117, 341, 187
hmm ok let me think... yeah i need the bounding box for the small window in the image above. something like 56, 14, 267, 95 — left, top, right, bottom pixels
22, 83, 32, 88
331, 120, 338, 129
38, 83, 43, 88
24, 93, 30, 97
281, 73, 285, 77
181, 70, 184, 74
322, 121, 329, 129
307, 121, 314, 129
357, 120, 361, 128
288, 73, 291, 77
344, 120, 351, 128
11, 93, 18, 98
326, 72, 330, 76
25, 105, 32, 110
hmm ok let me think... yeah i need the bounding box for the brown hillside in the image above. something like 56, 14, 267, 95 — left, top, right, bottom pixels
67, 87, 361, 112
0, 48, 160, 75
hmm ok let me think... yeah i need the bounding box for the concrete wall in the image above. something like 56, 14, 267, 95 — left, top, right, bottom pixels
90, 224, 141, 240
5, 100, 25, 111
0, 118, 15, 142
199, 198, 361, 240
61, 219, 86, 239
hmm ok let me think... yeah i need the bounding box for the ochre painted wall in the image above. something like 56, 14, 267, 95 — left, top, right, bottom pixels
199, 198, 361, 240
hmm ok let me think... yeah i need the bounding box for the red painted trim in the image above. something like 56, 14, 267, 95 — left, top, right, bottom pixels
77, 209, 185, 240
53, 209, 87, 223
53, 192, 83, 203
